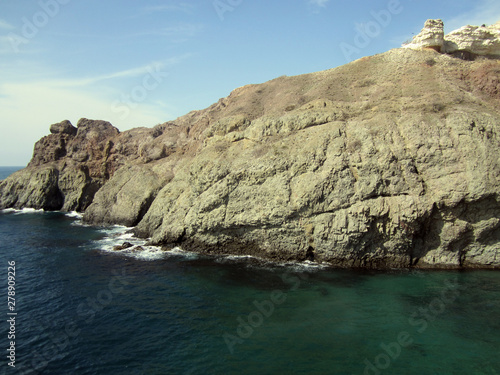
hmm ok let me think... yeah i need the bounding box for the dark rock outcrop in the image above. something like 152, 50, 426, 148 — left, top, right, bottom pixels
50, 120, 77, 136
113, 242, 133, 251
1, 34, 500, 269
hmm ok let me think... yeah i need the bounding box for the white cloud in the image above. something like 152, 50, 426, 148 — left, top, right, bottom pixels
0, 56, 191, 165
125, 3, 195, 20
37, 55, 190, 88
125, 23, 204, 40
0, 19, 14, 30
445, 0, 500, 32
143, 3, 195, 14
308, 0, 330, 8
0, 36, 13, 54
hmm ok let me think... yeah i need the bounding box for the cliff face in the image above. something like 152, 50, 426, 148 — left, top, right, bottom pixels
1, 34, 500, 268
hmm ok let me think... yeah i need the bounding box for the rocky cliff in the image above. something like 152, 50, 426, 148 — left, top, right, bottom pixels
1, 20, 500, 269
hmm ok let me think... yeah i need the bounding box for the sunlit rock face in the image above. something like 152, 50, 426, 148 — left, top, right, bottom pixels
403, 19, 500, 59
2, 23, 500, 269
403, 19, 445, 51
443, 21, 500, 58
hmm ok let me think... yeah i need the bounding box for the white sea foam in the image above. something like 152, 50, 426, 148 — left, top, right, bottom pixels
65, 211, 83, 219
92, 225, 198, 261
280, 260, 331, 272
1, 208, 45, 215
19, 208, 44, 214
214, 252, 330, 271
217, 254, 257, 262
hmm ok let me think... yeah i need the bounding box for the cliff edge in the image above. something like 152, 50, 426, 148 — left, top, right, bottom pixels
1, 20, 500, 269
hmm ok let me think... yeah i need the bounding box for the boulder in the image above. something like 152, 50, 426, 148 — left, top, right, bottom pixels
49, 120, 77, 136
113, 242, 133, 251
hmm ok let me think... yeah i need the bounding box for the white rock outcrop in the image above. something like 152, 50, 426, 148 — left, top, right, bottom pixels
403, 19, 500, 58
443, 21, 500, 56
403, 19, 444, 51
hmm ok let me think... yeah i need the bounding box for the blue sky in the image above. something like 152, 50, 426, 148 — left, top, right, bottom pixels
1, 0, 499, 166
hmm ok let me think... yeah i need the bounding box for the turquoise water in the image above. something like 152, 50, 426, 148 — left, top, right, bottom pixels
0, 165, 499, 374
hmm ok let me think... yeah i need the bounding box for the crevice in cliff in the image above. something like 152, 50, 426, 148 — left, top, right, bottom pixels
135, 190, 161, 227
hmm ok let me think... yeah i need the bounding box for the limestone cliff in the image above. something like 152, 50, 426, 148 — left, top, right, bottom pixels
1, 27, 500, 268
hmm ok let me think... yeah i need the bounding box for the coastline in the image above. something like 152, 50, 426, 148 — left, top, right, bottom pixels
1, 48, 500, 270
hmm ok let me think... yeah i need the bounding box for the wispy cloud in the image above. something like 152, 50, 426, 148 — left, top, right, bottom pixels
0, 36, 12, 54
0, 19, 14, 30
46, 23, 203, 42
308, 0, 330, 8
130, 23, 203, 39
40, 55, 191, 88
445, 0, 500, 32
0, 55, 185, 163
143, 3, 195, 14
0, 81, 172, 165
126, 3, 196, 20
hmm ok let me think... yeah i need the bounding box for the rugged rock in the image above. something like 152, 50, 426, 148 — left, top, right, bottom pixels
113, 242, 133, 251
0, 166, 63, 210
443, 21, 500, 58
1, 29, 500, 269
404, 19, 500, 59
403, 19, 444, 51
3, 119, 121, 212
1, 118, 190, 212
84, 164, 168, 227
50, 120, 77, 136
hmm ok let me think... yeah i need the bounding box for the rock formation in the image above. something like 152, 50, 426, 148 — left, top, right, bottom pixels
443, 21, 500, 58
1, 25, 500, 269
403, 19, 444, 51
404, 19, 500, 59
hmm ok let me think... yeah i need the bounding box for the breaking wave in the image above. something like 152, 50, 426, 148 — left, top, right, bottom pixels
91, 225, 199, 261
1, 208, 45, 214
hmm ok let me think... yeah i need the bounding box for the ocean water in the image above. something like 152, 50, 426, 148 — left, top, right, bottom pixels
0, 167, 23, 180
0, 168, 499, 374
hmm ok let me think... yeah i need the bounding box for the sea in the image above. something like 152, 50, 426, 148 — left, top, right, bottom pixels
0, 166, 499, 375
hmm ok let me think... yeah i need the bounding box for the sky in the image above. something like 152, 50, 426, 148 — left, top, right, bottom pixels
1, 0, 499, 166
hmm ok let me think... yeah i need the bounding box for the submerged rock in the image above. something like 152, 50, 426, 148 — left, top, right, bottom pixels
1, 24, 500, 269
113, 242, 133, 251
